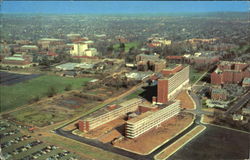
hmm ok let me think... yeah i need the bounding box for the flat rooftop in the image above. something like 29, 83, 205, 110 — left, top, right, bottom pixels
39, 38, 63, 41
220, 61, 247, 65
139, 101, 157, 108
127, 111, 154, 124
243, 77, 250, 84
127, 101, 176, 124
85, 98, 142, 120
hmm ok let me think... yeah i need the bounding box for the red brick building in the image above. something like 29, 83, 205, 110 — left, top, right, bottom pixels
211, 61, 250, 85
157, 65, 190, 104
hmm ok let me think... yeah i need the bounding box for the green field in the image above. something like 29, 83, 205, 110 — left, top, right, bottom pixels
43, 135, 131, 160
126, 88, 144, 100
189, 67, 206, 84
0, 75, 92, 112
113, 42, 139, 52
8, 106, 76, 127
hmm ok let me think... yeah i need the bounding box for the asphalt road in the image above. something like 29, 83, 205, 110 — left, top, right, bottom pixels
225, 90, 250, 115
55, 118, 198, 160
53, 80, 205, 160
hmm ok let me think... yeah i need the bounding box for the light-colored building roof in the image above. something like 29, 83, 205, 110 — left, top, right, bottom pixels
212, 88, 228, 95
119, 98, 142, 107
76, 63, 94, 69
21, 45, 38, 49
127, 111, 153, 124
95, 34, 106, 37
56, 63, 78, 70
4, 56, 25, 61
67, 34, 81, 37
39, 38, 63, 41
56, 62, 94, 70
125, 71, 152, 80
84, 40, 94, 44
243, 77, 250, 84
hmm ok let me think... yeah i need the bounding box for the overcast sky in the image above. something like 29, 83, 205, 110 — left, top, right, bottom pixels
2, 1, 249, 14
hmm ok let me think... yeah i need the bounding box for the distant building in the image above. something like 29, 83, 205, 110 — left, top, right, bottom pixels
125, 71, 152, 81
37, 38, 64, 50
56, 62, 94, 71
85, 48, 98, 57
20, 45, 39, 52
70, 41, 98, 57
136, 53, 166, 72
232, 114, 243, 121
242, 78, 250, 87
211, 61, 250, 85
15, 40, 31, 45
208, 43, 237, 51
206, 99, 228, 109
186, 38, 218, 44
166, 56, 184, 64
66, 34, 81, 41
1, 54, 33, 68
242, 105, 250, 115
136, 53, 160, 62
70, 42, 88, 56
211, 88, 228, 101
95, 34, 106, 38
188, 51, 220, 65
147, 37, 171, 47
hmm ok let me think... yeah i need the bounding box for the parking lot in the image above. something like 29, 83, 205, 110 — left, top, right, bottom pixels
0, 71, 41, 86
0, 120, 82, 160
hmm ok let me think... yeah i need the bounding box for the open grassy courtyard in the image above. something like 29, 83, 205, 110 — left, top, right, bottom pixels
189, 67, 206, 84
0, 75, 92, 112
113, 42, 140, 52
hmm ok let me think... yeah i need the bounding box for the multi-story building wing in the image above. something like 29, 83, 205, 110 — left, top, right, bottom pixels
125, 101, 180, 138
157, 65, 190, 104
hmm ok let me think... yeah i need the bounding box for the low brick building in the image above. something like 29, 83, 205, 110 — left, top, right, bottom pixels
211, 88, 228, 101
211, 61, 250, 85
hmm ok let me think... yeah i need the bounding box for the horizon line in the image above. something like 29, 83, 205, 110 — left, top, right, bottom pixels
1, 11, 248, 15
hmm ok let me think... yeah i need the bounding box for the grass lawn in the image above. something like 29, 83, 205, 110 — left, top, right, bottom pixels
42, 135, 131, 160
8, 106, 75, 127
189, 67, 206, 84
126, 88, 144, 100
0, 75, 92, 112
113, 42, 139, 52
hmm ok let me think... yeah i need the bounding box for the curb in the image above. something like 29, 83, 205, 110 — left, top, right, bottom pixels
200, 114, 250, 134
154, 125, 206, 160
115, 113, 195, 155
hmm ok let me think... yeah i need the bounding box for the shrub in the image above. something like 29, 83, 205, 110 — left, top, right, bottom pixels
47, 86, 57, 97
65, 84, 72, 91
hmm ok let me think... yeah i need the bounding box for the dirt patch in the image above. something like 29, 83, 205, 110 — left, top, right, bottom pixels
62, 123, 77, 131
202, 114, 215, 124
175, 90, 195, 109
56, 96, 86, 109
99, 130, 122, 143
114, 112, 194, 155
